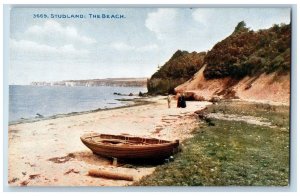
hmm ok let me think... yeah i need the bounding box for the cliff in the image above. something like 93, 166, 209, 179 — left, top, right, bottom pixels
147, 50, 206, 94
175, 22, 291, 104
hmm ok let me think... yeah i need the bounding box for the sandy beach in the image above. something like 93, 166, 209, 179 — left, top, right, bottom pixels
8, 96, 211, 186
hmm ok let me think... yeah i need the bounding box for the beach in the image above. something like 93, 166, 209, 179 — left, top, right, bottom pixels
8, 96, 211, 186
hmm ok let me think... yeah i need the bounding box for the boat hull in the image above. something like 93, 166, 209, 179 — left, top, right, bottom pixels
80, 133, 180, 160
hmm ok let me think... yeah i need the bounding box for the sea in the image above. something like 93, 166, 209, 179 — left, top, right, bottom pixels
9, 85, 147, 123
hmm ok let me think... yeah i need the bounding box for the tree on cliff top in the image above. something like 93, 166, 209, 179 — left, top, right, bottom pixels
233, 21, 249, 34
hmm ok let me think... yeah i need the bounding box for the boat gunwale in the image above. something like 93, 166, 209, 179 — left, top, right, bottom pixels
80, 134, 179, 149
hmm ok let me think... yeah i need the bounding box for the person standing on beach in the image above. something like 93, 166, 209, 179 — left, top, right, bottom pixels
167, 95, 171, 108
177, 93, 186, 108
181, 93, 186, 108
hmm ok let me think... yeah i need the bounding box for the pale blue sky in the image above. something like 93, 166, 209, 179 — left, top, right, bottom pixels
10, 7, 290, 84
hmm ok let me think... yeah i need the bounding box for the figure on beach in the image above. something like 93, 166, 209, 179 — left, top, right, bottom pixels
177, 93, 186, 108
167, 95, 171, 108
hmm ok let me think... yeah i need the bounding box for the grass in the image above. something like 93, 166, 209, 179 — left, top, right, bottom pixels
207, 100, 289, 128
134, 101, 290, 186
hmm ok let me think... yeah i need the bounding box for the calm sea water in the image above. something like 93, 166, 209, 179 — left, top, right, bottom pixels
9, 85, 147, 123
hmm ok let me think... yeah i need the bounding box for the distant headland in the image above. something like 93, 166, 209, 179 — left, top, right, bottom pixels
31, 78, 147, 87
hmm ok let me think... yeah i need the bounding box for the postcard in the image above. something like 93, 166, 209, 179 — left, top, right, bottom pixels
6, 6, 292, 188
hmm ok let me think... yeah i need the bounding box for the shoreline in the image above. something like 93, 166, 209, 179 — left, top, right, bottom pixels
9, 93, 289, 126
9, 97, 153, 126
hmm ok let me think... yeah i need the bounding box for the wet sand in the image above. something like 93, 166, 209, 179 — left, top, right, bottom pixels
8, 96, 211, 186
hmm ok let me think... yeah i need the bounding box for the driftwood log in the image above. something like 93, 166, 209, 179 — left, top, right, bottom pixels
88, 169, 134, 181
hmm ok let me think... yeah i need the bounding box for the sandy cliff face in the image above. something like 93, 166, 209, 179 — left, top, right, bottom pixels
175, 65, 290, 105
175, 23, 291, 105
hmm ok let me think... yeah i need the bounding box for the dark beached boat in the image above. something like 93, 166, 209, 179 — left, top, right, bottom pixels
80, 133, 180, 160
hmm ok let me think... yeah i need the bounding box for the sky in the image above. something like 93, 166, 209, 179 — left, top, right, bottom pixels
9, 7, 291, 85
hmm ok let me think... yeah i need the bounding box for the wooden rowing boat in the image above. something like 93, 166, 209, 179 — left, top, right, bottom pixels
80, 133, 180, 160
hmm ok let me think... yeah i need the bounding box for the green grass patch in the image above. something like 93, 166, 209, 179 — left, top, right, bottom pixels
208, 100, 290, 128
134, 101, 290, 186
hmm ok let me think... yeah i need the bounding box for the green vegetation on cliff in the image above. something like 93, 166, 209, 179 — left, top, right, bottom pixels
203, 22, 291, 79
147, 50, 206, 94
147, 21, 290, 94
